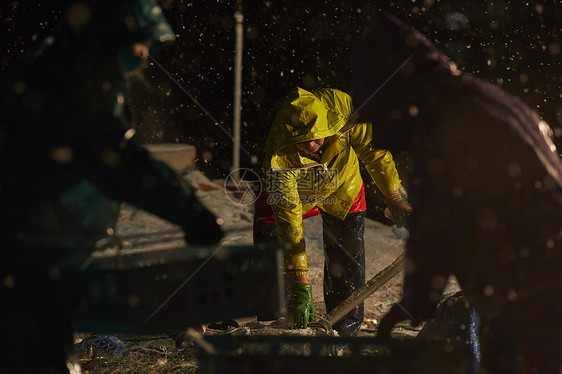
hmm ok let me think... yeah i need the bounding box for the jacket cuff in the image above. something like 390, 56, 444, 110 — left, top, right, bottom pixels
285, 269, 308, 278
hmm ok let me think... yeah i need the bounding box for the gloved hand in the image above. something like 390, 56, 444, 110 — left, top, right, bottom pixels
384, 189, 412, 228
287, 282, 315, 329
183, 207, 224, 245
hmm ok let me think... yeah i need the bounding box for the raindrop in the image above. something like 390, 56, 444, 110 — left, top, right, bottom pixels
3, 275, 15, 288
548, 42, 560, 57
50, 147, 73, 163
13, 81, 26, 95
124, 128, 136, 140
507, 288, 518, 301
408, 105, 419, 117
430, 275, 447, 290
128, 295, 140, 307
49, 267, 61, 279
477, 209, 498, 229
67, 3, 91, 29
329, 261, 345, 278
452, 186, 463, 197
101, 150, 122, 166
430, 290, 441, 303
507, 162, 522, 177
445, 12, 469, 31
535, 4, 544, 14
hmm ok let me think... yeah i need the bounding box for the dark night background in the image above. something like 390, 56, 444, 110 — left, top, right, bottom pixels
1, 0, 561, 221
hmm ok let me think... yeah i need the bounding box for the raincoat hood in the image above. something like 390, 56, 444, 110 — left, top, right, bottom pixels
265, 87, 347, 170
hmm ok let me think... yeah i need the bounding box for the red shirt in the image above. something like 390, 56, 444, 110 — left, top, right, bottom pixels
254, 182, 366, 223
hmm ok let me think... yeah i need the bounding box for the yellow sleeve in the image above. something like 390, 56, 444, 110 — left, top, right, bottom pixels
348, 122, 401, 196
264, 169, 308, 275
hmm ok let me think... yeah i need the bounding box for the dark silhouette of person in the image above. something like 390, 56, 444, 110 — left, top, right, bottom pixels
0, 1, 223, 372
352, 14, 562, 374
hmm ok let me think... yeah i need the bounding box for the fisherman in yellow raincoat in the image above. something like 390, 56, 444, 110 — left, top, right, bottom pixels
253, 87, 411, 336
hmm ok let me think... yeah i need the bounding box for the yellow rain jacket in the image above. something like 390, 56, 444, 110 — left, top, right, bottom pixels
263, 87, 401, 275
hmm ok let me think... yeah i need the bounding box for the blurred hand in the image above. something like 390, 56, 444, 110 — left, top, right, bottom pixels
183, 207, 224, 245
287, 282, 315, 329
384, 189, 412, 228
132, 42, 150, 60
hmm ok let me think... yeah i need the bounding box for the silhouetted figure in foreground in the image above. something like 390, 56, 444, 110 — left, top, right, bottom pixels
352, 14, 562, 373
0, 1, 222, 372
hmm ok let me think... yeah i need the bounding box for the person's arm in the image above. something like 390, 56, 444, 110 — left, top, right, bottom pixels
348, 121, 401, 195
89, 136, 223, 244
349, 122, 411, 226
265, 169, 307, 275
265, 169, 315, 328
54, 83, 222, 245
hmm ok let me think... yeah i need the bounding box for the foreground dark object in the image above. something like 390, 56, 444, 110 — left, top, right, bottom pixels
194, 334, 472, 374
76, 244, 285, 333
353, 14, 562, 373
417, 292, 480, 373
0, 2, 222, 371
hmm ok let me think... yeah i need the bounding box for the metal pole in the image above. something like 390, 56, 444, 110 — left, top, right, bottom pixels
232, 2, 244, 182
